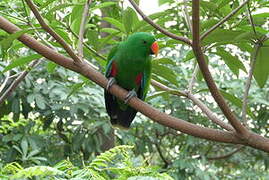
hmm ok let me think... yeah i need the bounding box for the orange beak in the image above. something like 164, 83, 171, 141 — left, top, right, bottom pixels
151, 41, 159, 57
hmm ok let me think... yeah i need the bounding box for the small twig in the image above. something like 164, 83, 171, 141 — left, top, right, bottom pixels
24, 0, 82, 63
0, 12, 27, 23
200, 0, 250, 40
207, 145, 244, 160
22, 0, 52, 47
0, 60, 41, 105
246, 2, 257, 37
8, 72, 22, 79
61, 20, 106, 62
182, 0, 198, 93
242, 44, 260, 125
128, 0, 192, 46
242, 3, 260, 126
192, 0, 247, 136
0, 71, 10, 93
187, 63, 199, 93
182, 0, 192, 33
151, 80, 234, 131
186, 92, 234, 131
78, 0, 92, 59
154, 130, 171, 168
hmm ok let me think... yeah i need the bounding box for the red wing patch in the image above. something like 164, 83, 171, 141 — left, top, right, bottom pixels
111, 61, 117, 77
135, 73, 143, 86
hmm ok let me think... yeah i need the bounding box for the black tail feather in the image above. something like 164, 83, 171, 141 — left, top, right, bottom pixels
104, 90, 138, 128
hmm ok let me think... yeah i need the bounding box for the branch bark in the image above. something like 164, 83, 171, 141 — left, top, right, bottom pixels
128, 0, 192, 46
25, 0, 81, 63
192, 1, 248, 136
1, 16, 269, 152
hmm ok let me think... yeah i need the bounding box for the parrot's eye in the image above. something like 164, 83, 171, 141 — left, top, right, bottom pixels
142, 40, 147, 44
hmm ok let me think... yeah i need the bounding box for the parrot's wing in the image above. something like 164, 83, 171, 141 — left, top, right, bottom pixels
139, 60, 152, 100
104, 44, 119, 125
105, 44, 119, 77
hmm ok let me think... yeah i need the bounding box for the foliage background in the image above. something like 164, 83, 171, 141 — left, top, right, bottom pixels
0, 0, 269, 179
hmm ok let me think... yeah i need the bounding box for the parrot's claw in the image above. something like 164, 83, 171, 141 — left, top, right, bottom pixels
124, 89, 137, 104
106, 77, 116, 91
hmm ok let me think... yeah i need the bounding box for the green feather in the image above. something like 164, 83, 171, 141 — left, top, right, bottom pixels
104, 32, 156, 128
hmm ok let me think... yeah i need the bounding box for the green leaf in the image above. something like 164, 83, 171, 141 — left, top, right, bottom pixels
184, 50, 195, 62
0, 29, 32, 52
46, 3, 79, 17
2, 54, 42, 73
220, 90, 254, 118
46, 62, 57, 73
215, 47, 246, 76
21, 138, 28, 156
40, 0, 57, 9
152, 58, 176, 66
103, 17, 125, 33
158, 0, 173, 5
122, 7, 136, 34
253, 46, 269, 88
202, 29, 246, 45
152, 64, 178, 87
70, 17, 81, 36
91, 2, 117, 11
100, 28, 120, 34
146, 91, 170, 101
67, 82, 85, 98
35, 94, 46, 110
87, 30, 99, 50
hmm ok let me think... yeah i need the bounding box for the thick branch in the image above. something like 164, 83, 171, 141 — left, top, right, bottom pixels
0, 60, 41, 105
128, 0, 192, 46
1, 16, 269, 152
192, 1, 248, 136
25, 0, 81, 63
201, 0, 250, 40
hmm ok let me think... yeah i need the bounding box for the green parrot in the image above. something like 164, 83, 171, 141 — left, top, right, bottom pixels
104, 32, 159, 128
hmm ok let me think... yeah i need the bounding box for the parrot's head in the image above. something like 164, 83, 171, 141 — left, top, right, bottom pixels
126, 32, 159, 57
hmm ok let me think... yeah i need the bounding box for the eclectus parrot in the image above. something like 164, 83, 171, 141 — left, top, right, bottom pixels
104, 32, 159, 128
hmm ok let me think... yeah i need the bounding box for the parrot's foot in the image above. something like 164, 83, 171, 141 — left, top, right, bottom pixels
106, 77, 116, 91
124, 89, 137, 104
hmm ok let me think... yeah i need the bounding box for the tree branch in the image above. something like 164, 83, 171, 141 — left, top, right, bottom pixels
61, 21, 107, 62
1, 16, 269, 152
187, 63, 199, 93
246, 2, 257, 37
151, 80, 233, 131
192, 0, 248, 136
78, 0, 92, 59
182, 0, 192, 33
0, 60, 41, 105
0, 71, 10, 94
128, 0, 192, 46
207, 145, 244, 160
24, 0, 82, 63
242, 44, 260, 124
200, 0, 250, 40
